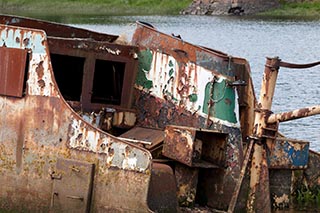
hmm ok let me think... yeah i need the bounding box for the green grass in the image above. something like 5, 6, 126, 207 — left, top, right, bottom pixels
1, 0, 320, 22
258, 0, 320, 19
0, 0, 192, 17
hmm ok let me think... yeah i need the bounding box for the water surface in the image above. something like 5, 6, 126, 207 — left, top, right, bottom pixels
73, 15, 320, 150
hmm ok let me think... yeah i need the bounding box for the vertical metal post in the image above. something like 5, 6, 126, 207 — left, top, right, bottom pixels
247, 57, 281, 213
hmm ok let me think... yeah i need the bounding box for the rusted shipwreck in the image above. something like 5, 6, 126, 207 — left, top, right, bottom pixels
0, 15, 320, 212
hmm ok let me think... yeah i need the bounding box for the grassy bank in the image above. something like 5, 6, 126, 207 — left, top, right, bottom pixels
258, 0, 320, 19
0, 0, 192, 17
1, 0, 320, 21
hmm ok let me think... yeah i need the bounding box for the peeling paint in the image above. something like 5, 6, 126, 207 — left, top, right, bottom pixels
0, 25, 59, 97
273, 193, 289, 209
98, 46, 121, 55
267, 138, 309, 169
136, 49, 239, 127
68, 118, 151, 172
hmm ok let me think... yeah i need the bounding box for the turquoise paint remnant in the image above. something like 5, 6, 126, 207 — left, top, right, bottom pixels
10, 18, 20, 24
169, 60, 174, 67
268, 140, 309, 168
0, 28, 46, 53
136, 49, 153, 89
169, 68, 174, 77
213, 81, 236, 123
33, 33, 46, 54
202, 79, 237, 123
168, 60, 174, 76
203, 83, 211, 115
188, 93, 198, 103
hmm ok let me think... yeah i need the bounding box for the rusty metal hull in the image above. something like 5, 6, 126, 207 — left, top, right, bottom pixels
0, 14, 118, 42
0, 22, 152, 212
131, 21, 255, 210
0, 15, 320, 213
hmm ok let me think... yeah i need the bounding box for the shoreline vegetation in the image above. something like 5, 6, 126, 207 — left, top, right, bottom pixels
0, 0, 191, 17
0, 0, 319, 22
257, 0, 320, 19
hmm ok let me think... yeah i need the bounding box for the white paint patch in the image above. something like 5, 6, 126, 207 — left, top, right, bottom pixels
122, 157, 138, 170
144, 50, 239, 128
0, 25, 58, 97
68, 118, 151, 172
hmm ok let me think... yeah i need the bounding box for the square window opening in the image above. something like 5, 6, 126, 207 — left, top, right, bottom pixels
91, 60, 125, 105
50, 54, 85, 101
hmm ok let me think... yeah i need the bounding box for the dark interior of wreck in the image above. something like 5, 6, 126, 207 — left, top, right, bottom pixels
49, 44, 135, 111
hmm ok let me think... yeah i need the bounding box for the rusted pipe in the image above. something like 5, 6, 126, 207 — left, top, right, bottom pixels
247, 57, 281, 213
279, 60, 320, 69
257, 57, 280, 111
267, 105, 320, 123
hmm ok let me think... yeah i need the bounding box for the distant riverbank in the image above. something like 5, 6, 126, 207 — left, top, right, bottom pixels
257, 1, 320, 19
0, 0, 319, 22
182, 0, 320, 19
0, 0, 191, 18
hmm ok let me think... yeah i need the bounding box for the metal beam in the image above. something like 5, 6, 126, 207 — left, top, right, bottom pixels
267, 105, 320, 123
247, 57, 282, 213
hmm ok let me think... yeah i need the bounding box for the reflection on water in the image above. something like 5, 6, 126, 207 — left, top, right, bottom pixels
56, 15, 319, 150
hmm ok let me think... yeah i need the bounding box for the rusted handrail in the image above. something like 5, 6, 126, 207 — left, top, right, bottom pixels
267, 105, 320, 123
246, 57, 279, 213
246, 57, 320, 212
279, 60, 320, 69
230, 57, 320, 213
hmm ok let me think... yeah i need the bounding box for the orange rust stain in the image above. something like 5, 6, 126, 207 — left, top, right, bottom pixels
37, 79, 45, 88
23, 38, 30, 46
36, 61, 44, 80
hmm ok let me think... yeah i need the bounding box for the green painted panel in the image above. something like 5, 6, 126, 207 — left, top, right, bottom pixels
136, 49, 153, 89
203, 82, 211, 115
202, 80, 237, 123
213, 80, 236, 123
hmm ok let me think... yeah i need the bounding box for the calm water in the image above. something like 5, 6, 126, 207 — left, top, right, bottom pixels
73, 15, 320, 150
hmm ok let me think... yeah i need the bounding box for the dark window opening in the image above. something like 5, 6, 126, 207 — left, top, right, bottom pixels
196, 131, 227, 166
194, 131, 227, 207
91, 60, 125, 105
50, 54, 84, 101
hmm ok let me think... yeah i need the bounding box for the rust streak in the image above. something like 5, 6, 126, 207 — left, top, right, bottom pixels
36, 61, 44, 80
